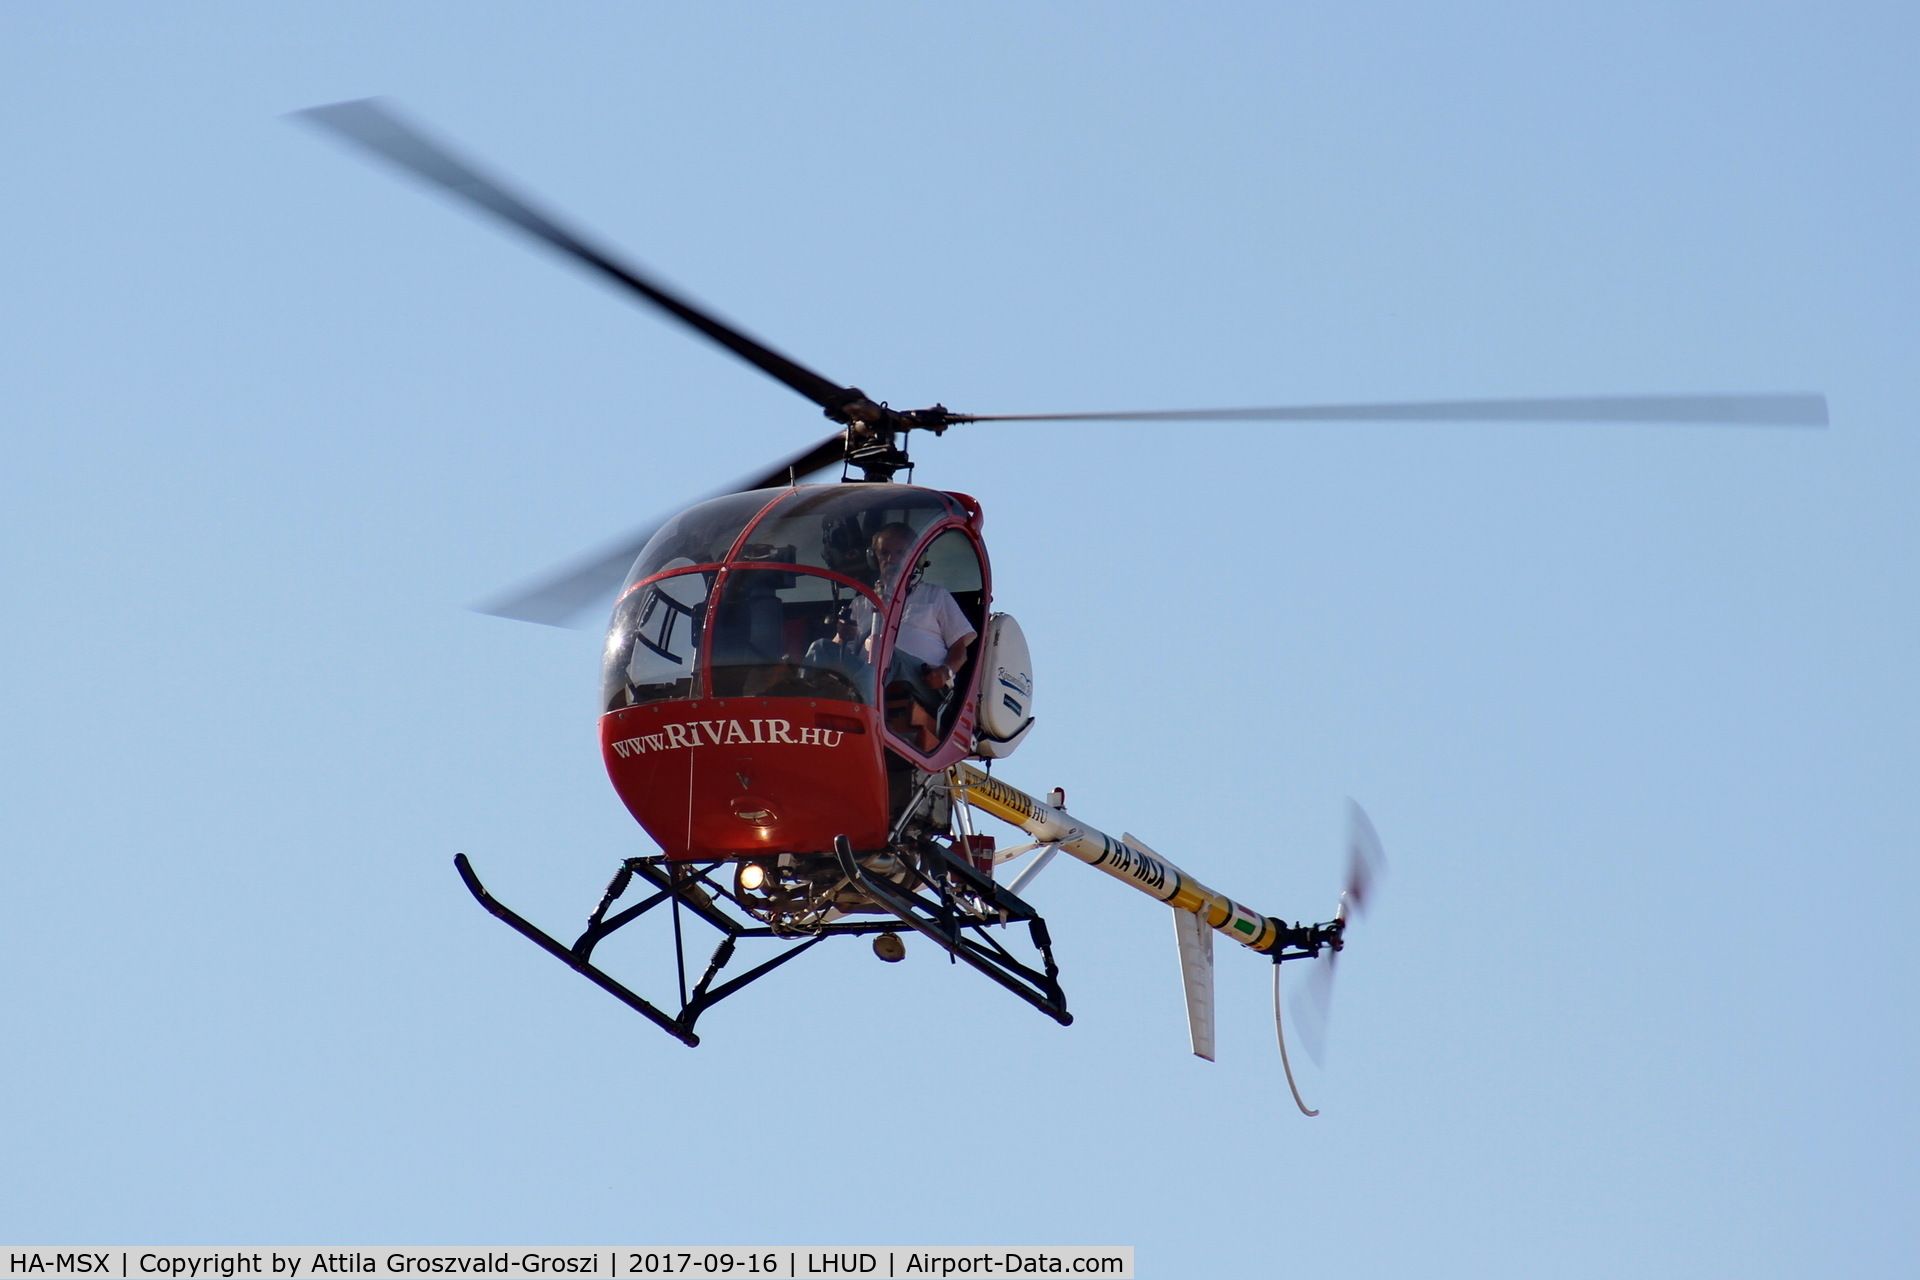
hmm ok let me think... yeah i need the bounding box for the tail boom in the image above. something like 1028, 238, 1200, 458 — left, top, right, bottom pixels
951, 764, 1292, 954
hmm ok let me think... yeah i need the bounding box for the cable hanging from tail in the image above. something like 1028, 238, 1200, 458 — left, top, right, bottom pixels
1273, 963, 1319, 1117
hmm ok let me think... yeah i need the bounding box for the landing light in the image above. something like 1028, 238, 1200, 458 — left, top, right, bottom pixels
738, 862, 767, 891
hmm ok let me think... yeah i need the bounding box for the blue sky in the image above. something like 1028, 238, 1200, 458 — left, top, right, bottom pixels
2, 4, 1915, 1276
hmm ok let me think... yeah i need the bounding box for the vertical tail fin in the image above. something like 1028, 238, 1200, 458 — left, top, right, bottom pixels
1172, 904, 1216, 1061
1125, 830, 1220, 1062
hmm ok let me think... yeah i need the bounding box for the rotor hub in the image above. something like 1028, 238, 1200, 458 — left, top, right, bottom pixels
827, 399, 958, 482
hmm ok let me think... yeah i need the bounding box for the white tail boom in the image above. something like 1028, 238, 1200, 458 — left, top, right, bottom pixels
951, 765, 1383, 1109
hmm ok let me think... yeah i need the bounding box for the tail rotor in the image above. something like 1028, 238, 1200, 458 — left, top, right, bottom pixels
1276, 800, 1387, 1112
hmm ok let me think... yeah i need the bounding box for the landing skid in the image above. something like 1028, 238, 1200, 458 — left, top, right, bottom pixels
454, 844, 1070, 1045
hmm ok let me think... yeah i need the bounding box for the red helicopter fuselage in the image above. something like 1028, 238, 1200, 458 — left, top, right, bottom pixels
598, 483, 988, 860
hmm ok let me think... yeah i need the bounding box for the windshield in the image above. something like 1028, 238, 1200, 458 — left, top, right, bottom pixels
706, 568, 875, 703
621, 489, 785, 589
741, 485, 958, 595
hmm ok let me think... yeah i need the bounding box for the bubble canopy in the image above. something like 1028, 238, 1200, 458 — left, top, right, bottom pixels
600, 485, 973, 713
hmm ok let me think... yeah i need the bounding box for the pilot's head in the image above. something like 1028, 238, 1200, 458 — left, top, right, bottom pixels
871, 523, 918, 582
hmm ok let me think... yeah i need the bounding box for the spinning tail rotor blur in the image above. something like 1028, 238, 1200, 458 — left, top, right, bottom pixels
1276, 800, 1388, 1115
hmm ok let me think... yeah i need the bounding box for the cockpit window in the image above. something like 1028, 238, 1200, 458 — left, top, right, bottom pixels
622, 489, 783, 589
602, 566, 713, 710
739, 485, 957, 590
706, 568, 875, 704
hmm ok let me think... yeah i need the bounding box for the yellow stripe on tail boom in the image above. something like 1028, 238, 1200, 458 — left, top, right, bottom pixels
950, 764, 1284, 954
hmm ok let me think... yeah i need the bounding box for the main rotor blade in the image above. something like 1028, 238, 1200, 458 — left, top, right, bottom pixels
294, 98, 858, 414
473, 430, 848, 627
956, 393, 1828, 427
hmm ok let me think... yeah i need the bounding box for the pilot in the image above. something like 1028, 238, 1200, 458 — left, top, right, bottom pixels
864, 522, 977, 713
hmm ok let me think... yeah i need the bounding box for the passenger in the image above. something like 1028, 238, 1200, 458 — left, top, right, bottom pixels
804, 604, 863, 667
800, 603, 870, 698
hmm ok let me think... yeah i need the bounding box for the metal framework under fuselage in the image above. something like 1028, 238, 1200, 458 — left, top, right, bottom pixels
454, 821, 1069, 1046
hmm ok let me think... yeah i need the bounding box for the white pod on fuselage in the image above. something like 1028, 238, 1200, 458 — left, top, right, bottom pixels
974, 612, 1035, 759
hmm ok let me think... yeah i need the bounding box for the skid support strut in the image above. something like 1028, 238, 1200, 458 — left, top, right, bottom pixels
456, 854, 831, 1046
833, 836, 1072, 1026
455, 844, 1071, 1044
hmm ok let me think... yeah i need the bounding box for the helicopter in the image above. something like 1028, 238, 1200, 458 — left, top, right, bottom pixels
298, 99, 1827, 1111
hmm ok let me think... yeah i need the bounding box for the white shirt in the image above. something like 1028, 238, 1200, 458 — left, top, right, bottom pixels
857, 580, 976, 668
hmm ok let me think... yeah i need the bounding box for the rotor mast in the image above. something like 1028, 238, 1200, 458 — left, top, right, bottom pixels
828, 395, 957, 482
